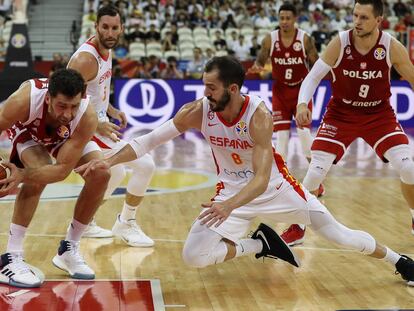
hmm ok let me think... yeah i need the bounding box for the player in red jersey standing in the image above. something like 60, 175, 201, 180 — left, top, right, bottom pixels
290, 0, 414, 243
248, 3, 320, 245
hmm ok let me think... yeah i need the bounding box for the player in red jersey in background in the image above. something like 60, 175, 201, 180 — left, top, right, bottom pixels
289, 0, 414, 244
248, 2, 321, 245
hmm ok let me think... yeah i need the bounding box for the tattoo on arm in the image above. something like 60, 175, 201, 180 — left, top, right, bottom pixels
305, 36, 319, 68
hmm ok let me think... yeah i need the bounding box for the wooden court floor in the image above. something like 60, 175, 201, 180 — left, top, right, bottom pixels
1, 132, 414, 310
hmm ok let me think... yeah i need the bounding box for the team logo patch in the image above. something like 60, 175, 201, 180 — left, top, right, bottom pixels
360, 62, 367, 69
57, 125, 70, 139
285, 52, 290, 58
235, 121, 248, 137
374, 47, 386, 60
11, 33, 26, 48
293, 42, 302, 51
345, 46, 351, 54
207, 109, 215, 120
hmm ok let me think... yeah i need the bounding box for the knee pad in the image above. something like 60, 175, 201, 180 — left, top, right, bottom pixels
275, 130, 290, 159
297, 127, 312, 159
182, 220, 227, 268
302, 151, 335, 192
104, 164, 126, 199
384, 145, 414, 185
126, 154, 156, 196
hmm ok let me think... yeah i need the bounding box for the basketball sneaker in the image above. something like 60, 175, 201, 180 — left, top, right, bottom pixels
112, 214, 154, 247
281, 224, 306, 246
52, 240, 95, 279
0, 253, 41, 288
251, 223, 301, 267
395, 255, 414, 286
82, 219, 113, 238
317, 183, 325, 197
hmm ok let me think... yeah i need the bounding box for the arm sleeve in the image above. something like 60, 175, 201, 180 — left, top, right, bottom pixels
297, 58, 332, 106
129, 119, 181, 158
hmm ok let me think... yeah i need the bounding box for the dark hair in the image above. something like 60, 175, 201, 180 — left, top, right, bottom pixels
167, 56, 177, 63
48, 69, 85, 98
204, 56, 245, 88
279, 2, 297, 16
97, 4, 123, 24
355, 0, 383, 16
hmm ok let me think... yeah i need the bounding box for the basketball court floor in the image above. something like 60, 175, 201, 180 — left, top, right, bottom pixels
1, 130, 414, 310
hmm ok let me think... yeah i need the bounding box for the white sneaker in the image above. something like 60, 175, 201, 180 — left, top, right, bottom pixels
52, 240, 95, 279
112, 214, 154, 247
0, 252, 42, 288
82, 219, 113, 238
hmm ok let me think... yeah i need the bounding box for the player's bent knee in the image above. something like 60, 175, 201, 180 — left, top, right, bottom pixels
129, 154, 156, 175
182, 246, 210, 268
84, 165, 111, 184
385, 145, 414, 184
303, 151, 335, 191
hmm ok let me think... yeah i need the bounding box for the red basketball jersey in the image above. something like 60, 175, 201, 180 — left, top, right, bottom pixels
270, 28, 309, 88
330, 30, 392, 113
7, 78, 89, 162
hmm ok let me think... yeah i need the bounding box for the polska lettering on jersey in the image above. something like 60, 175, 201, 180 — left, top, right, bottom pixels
273, 57, 303, 65
342, 69, 383, 80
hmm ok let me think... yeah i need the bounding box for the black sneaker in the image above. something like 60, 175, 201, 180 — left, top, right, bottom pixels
395, 255, 414, 286
251, 223, 301, 267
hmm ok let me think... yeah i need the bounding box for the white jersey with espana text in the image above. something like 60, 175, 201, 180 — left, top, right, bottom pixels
200, 95, 306, 204
69, 36, 112, 122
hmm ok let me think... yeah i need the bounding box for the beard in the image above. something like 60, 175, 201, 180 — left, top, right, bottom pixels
97, 29, 119, 49
208, 90, 231, 112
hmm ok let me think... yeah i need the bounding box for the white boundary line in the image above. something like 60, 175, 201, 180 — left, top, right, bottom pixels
2, 232, 410, 255
151, 279, 167, 311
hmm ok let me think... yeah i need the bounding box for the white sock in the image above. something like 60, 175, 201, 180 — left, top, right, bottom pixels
382, 247, 401, 265
120, 202, 138, 222
298, 224, 306, 230
66, 219, 88, 242
7, 223, 27, 254
410, 209, 414, 219
235, 239, 262, 257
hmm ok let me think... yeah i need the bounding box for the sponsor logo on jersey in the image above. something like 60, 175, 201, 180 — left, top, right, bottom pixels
342, 69, 383, 79
224, 168, 254, 179
275, 42, 280, 51
342, 98, 382, 107
207, 109, 215, 120
209, 136, 253, 149
57, 125, 70, 139
273, 57, 303, 65
374, 47, 386, 60
293, 42, 302, 51
345, 46, 351, 54
235, 121, 248, 137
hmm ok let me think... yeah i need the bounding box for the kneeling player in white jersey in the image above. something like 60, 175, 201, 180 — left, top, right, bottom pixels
68, 5, 155, 246
77, 56, 414, 286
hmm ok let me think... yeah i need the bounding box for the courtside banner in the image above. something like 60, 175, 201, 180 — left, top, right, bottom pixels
114, 79, 414, 130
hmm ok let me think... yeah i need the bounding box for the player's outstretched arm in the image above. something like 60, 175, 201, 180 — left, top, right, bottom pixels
390, 38, 414, 89
296, 35, 340, 127
76, 99, 204, 176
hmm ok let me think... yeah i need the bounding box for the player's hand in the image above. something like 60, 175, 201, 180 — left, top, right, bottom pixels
247, 63, 264, 74
295, 103, 312, 128
75, 159, 110, 177
109, 108, 128, 129
198, 202, 233, 228
97, 122, 121, 141
0, 162, 23, 196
